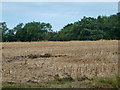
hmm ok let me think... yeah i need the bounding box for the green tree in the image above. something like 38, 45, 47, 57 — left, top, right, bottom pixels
1, 22, 8, 41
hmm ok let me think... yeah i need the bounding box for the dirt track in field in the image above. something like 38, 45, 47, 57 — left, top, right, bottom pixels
2, 40, 118, 84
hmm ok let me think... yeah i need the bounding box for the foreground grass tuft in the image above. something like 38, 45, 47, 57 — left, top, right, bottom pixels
93, 74, 120, 88
2, 75, 120, 88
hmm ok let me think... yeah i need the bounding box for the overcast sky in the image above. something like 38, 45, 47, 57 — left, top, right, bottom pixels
2, 2, 118, 31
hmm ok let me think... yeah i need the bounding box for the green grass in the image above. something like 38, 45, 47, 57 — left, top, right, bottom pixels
2, 75, 120, 88
3, 83, 29, 88
2, 53, 4, 57
3, 83, 47, 88
93, 74, 120, 88
49, 81, 66, 85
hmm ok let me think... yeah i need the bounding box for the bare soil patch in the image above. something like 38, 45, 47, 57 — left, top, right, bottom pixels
2, 41, 118, 88
6, 53, 68, 62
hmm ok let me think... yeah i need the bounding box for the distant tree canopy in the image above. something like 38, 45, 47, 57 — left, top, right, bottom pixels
58, 13, 119, 41
2, 22, 56, 42
1, 13, 120, 42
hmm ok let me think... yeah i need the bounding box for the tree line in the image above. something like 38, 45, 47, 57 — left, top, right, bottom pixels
1, 13, 120, 42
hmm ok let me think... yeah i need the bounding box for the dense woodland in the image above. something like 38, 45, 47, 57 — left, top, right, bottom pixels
1, 13, 120, 42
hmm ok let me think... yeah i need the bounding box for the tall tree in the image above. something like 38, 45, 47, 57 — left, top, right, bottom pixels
1, 22, 8, 41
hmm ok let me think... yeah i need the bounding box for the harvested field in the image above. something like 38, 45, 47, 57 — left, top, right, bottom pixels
2, 40, 119, 88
